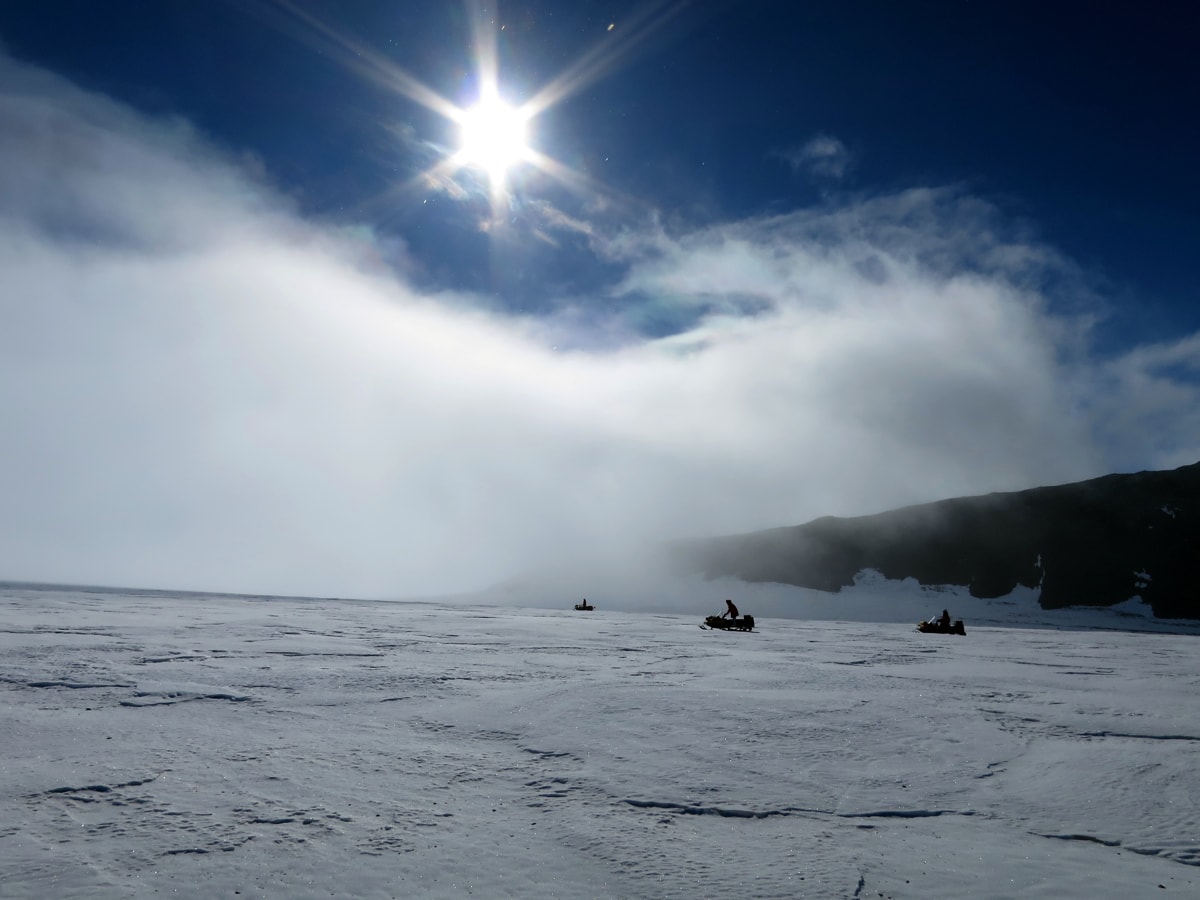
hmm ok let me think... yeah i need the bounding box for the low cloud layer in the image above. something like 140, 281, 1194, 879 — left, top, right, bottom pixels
2, 51, 1198, 597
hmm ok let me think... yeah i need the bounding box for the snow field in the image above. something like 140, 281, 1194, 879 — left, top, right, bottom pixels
1, 585, 1198, 898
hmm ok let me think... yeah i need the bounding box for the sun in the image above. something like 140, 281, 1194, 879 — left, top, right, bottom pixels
263, 1, 682, 215
453, 88, 531, 186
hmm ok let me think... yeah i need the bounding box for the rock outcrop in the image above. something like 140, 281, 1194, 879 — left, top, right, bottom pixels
672, 462, 1200, 618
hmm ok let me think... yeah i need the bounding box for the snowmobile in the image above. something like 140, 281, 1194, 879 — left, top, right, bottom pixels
574, 601, 594, 611
701, 614, 755, 631
917, 618, 966, 635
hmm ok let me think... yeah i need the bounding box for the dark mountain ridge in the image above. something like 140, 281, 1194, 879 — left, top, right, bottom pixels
672, 461, 1200, 619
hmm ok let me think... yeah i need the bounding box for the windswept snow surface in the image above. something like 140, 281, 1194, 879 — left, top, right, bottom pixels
2, 585, 1198, 899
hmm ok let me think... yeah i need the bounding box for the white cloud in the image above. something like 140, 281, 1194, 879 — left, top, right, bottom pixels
780, 133, 853, 180
1087, 332, 1200, 470
1, 51, 1197, 598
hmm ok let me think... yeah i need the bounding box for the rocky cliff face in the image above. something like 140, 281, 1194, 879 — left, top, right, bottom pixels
673, 462, 1200, 619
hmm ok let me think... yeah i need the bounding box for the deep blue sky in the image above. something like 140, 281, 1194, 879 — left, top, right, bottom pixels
3, 0, 1196, 343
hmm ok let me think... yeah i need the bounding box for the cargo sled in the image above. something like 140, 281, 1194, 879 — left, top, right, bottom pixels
917, 619, 966, 635
702, 614, 755, 631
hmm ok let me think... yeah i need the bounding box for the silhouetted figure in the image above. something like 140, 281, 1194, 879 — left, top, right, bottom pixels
936, 609, 951, 630
723, 598, 740, 619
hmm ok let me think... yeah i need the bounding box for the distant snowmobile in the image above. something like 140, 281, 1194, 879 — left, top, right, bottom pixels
917, 618, 966, 635
701, 614, 755, 631
574, 600, 594, 611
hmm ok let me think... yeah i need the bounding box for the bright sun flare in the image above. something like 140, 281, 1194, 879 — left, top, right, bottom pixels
269, 0, 685, 215
455, 91, 531, 185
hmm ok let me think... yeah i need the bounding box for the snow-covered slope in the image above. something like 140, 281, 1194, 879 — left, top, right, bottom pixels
2, 584, 1198, 898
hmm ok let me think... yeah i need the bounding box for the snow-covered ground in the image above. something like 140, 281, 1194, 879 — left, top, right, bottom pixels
3, 582, 1198, 898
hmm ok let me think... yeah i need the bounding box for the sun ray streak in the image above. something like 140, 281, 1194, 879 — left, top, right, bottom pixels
521, 0, 693, 119
258, 0, 461, 120
525, 151, 659, 217
465, 0, 501, 100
